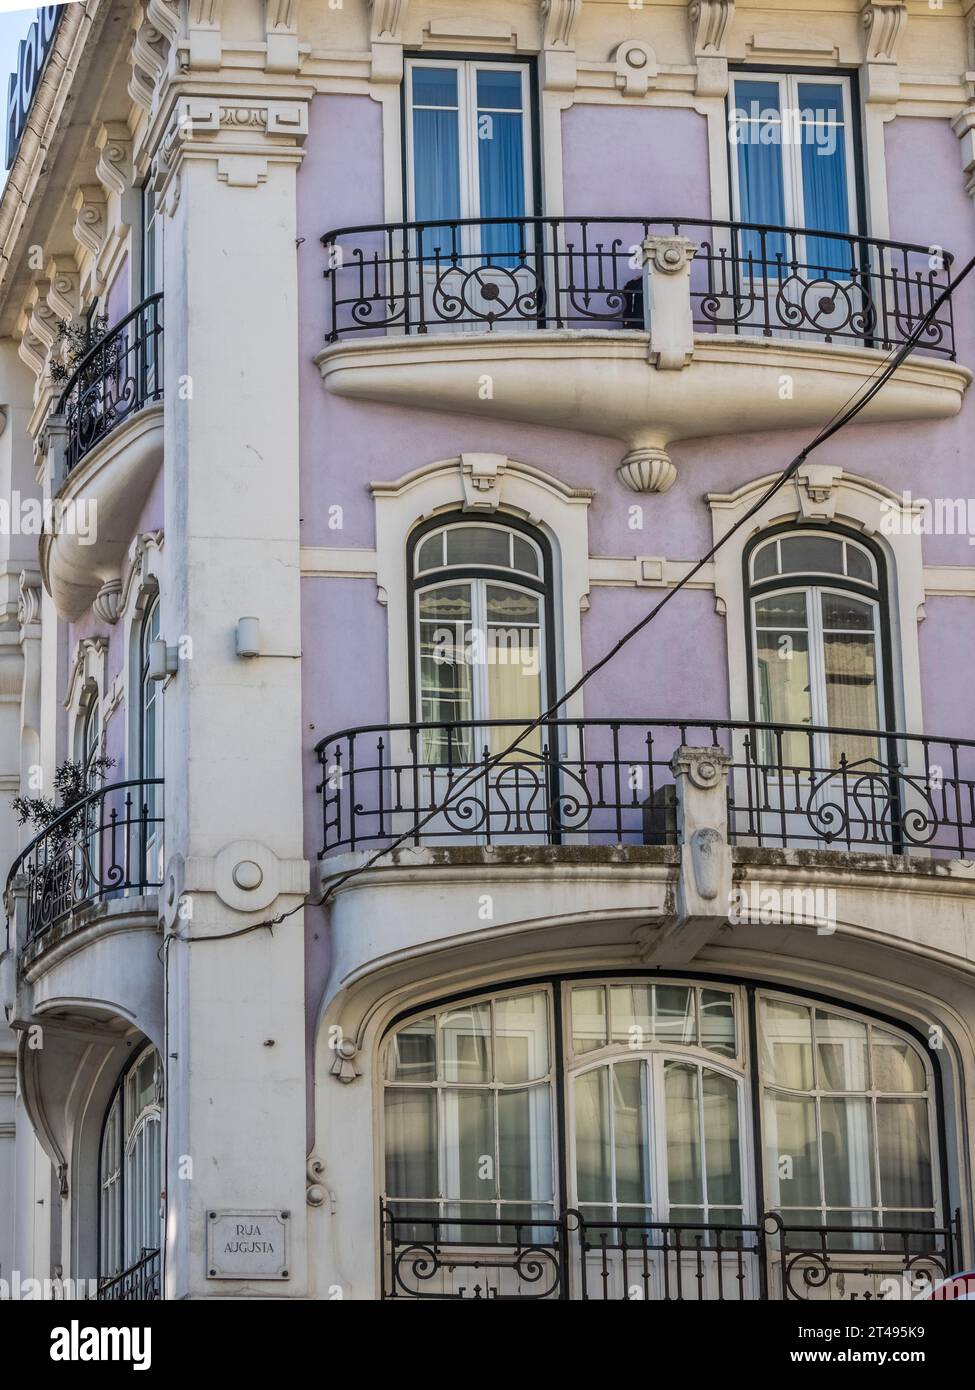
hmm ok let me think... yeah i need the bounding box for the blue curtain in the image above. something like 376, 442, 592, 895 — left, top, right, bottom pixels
412, 68, 460, 260
477, 70, 525, 265
734, 81, 787, 271
798, 85, 850, 280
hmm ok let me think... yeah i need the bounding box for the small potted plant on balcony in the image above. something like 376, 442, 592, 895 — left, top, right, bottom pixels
12, 756, 115, 844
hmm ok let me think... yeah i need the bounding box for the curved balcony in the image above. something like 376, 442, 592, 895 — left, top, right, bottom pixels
57, 293, 164, 473
41, 295, 164, 620
322, 216, 956, 354
317, 218, 968, 487
316, 717, 975, 861
6, 777, 164, 959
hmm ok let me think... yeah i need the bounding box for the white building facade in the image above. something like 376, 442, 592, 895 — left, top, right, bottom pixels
0, 0, 973, 1303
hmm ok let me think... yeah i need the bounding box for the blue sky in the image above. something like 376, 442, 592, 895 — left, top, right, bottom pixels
0, 4, 75, 192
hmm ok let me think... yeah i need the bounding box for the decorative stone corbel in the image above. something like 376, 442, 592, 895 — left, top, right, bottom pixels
330, 1036, 360, 1084
92, 580, 124, 626
71, 187, 107, 260
369, 0, 410, 84
95, 123, 134, 199
643, 745, 734, 965
643, 233, 698, 370
616, 449, 678, 496
15, 314, 46, 382
129, 0, 179, 106
306, 1153, 334, 1210
45, 258, 80, 322
26, 281, 59, 353
540, 0, 581, 93
266, 0, 299, 73
688, 0, 735, 98
861, 0, 907, 103
460, 452, 507, 512
17, 571, 42, 630
614, 40, 658, 99
188, 0, 224, 70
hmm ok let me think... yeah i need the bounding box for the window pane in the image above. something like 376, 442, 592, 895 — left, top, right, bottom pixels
445, 526, 511, 568
486, 584, 543, 753
700, 990, 736, 1057
821, 1097, 875, 1208
384, 1089, 437, 1198
441, 1003, 492, 1083
412, 103, 460, 223
824, 629, 880, 764
821, 593, 874, 630
499, 1086, 553, 1202
815, 1011, 868, 1091
733, 80, 787, 264
665, 1062, 703, 1207
754, 592, 809, 627
762, 999, 814, 1090
780, 535, 844, 576
877, 1100, 933, 1209
386, 1016, 436, 1082
572, 987, 607, 1054
511, 535, 539, 576
872, 1032, 926, 1093
574, 1067, 612, 1204
755, 610, 812, 767
495, 992, 549, 1083
610, 985, 653, 1047
416, 533, 443, 573
655, 986, 696, 1045
418, 584, 473, 757
614, 1060, 651, 1208
443, 1090, 496, 1199
477, 69, 523, 111
412, 67, 459, 108
703, 1069, 741, 1206
752, 539, 778, 580
765, 1093, 820, 1207
846, 545, 873, 583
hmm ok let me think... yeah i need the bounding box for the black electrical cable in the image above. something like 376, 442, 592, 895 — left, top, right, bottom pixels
183, 250, 975, 943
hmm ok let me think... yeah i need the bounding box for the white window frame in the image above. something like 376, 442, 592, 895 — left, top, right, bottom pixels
729, 71, 859, 239
404, 57, 535, 251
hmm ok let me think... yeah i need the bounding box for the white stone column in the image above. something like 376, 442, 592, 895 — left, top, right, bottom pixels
158, 97, 310, 1298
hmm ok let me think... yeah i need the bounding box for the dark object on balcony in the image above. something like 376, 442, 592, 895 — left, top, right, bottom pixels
321, 216, 956, 359
55, 293, 164, 474
622, 276, 644, 330
643, 783, 677, 845
316, 718, 975, 859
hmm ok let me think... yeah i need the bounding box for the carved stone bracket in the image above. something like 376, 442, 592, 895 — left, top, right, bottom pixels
71, 186, 107, 260
129, 0, 180, 110
861, 0, 907, 103
45, 258, 80, 322
95, 123, 134, 199
306, 1153, 333, 1209
688, 0, 735, 97
540, 0, 582, 92
93, 579, 125, 626
18, 572, 42, 629
187, 0, 224, 70
266, 0, 299, 73
460, 452, 507, 511
369, 0, 410, 84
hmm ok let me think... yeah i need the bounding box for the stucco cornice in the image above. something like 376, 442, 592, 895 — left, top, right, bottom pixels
0, 1, 97, 308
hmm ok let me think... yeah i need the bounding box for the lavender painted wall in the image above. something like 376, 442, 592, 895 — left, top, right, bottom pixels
560, 105, 712, 218
106, 253, 129, 327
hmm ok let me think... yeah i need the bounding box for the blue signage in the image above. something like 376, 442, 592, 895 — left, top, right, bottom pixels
6, 6, 64, 171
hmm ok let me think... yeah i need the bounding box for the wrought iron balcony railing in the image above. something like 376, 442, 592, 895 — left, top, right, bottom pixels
316, 718, 975, 860
94, 1248, 161, 1301
321, 216, 955, 358
6, 777, 164, 949
381, 1204, 960, 1301
56, 293, 163, 473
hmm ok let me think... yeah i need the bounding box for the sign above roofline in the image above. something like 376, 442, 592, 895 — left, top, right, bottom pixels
6, 6, 64, 171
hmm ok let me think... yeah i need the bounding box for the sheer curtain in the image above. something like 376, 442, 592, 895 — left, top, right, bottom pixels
798, 83, 850, 279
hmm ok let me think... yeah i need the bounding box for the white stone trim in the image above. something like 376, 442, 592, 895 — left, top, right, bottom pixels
707, 467, 926, 735
370, 455, 592, 725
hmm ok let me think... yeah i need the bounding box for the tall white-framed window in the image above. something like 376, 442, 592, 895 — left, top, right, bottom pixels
411, 519, 549, 763
141, 182, 162, 300
748, 529, 887, 768
760, 994, 938, 1248
138, 596, 164, 883
98, 1043, 162, 1281
729, 72, 858, 274
79, 694, 101, 789
405, 58, 534, 264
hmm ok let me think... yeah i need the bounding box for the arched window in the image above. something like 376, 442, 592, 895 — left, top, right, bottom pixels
138, 596, 163, 882
381, 979, 945, 1296
409, 518, 553, 764
746, 528, 891, 767
98, 1043, 162, 1282
80, 695, 101, 791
